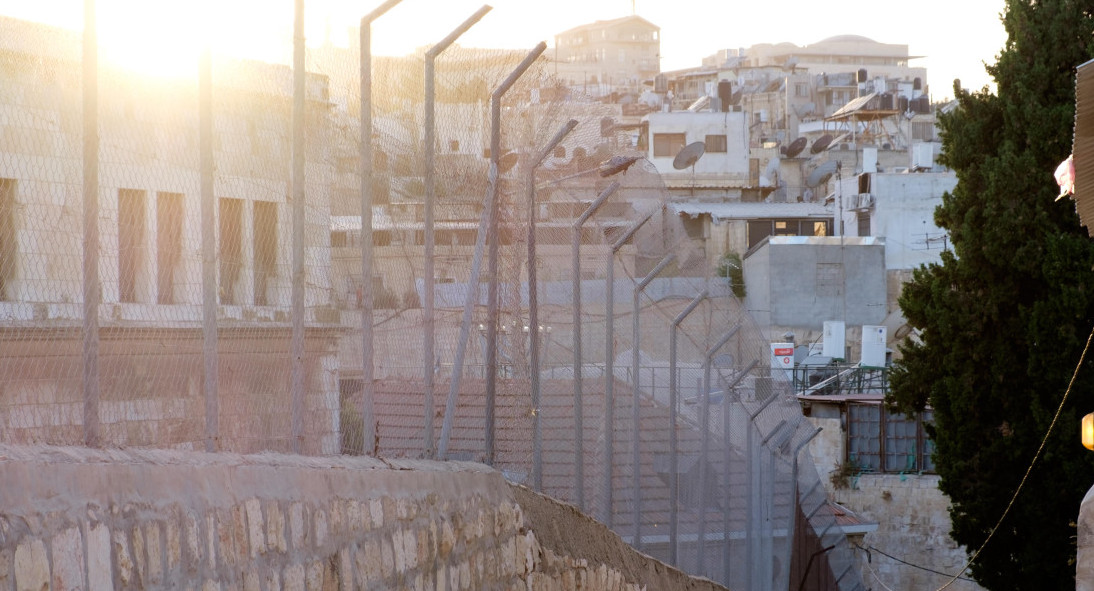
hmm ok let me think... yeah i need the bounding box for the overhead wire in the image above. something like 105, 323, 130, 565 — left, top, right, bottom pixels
934, 322, 1094, 590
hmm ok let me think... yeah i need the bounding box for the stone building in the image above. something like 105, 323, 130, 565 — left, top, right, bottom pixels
0, 15, 342, 453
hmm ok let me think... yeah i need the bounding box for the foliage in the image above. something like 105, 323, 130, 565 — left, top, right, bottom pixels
716, 251, 746, 298
887, 2, 1094, 588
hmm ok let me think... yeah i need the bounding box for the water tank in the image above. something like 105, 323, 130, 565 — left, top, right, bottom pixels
717, 80, 732, 112
857, 68, 868, 83
879, 93, 893, 110
913, 77, 922, 91
654, 73, 668, 93
914, 96, 930, 114
898, 96, 909, 112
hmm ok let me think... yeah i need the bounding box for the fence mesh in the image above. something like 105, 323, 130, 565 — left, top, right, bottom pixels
0, 4, 864, 589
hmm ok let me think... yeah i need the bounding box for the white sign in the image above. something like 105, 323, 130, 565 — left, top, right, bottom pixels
860, 325, 887, 367
771, 342, 795, 370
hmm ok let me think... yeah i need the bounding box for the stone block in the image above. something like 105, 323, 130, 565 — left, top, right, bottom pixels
379, 537, 395, 579
14, 538, 48, 591
338, 548, 354, 591
145, 522, 164, 585
132, 524, 148, 585
458, 560, 471, 590
439, 521, 455, 558
346, 500, 362, 535
113, 529, 134, 587
232, 505, 249, 560
330, 501, 345, 537
265, 568, 282, 591
283, 564, 305, 591
245, 498, 266, 557
218, 510, 238, 567
369, 499, 383, 530
392, 530, 407, 574
290, 503, 306, 550
202, 579, 222, 591
403, 529, 419, 571
166, 518, 181, 573
244, 569, 262, 591
51, 527, 84, 591
267, 501, 287, 554
305, 560, 324, 591
314, 509, 328, 548
87, 523, 113, 591
356, 540, 379, 584
184, 511, 201, 566
205, 515, 218, 568
0, 546, 12, 591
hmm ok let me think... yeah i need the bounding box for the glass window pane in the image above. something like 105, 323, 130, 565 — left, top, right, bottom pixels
847, 404, 880, 471
884, 412, 919, 472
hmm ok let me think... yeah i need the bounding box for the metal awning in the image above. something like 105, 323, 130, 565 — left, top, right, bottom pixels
1072, 58, 1094, 235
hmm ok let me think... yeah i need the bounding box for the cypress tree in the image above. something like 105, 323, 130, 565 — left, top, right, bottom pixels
888, 1, 1094, 588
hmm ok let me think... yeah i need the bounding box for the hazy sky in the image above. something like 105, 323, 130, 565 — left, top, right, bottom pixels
0, 0, 1007, 100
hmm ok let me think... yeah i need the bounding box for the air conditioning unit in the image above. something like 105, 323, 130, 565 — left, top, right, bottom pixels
854, 193, 875, 210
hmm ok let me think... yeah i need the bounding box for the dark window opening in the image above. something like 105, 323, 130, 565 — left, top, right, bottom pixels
653, 133, 686, 158
156, 192, 183, 305
118, 189, 145, 303
253, 201, 277, 306
847, 403, 935, 474
219, 198, 243, 305
0, 179, 16, 301
705, 134, 727, 153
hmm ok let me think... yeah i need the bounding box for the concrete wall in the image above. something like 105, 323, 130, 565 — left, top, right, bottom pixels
0, 444, 727, 591
742, 236, 887, 330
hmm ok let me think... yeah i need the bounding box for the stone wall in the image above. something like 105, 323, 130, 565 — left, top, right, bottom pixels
806, 414, 983, 591
0, 445, 726, 591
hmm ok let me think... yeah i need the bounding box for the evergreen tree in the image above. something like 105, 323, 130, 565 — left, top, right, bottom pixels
888, 1, 1094, 588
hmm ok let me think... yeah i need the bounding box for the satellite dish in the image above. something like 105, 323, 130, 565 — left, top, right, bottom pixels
672, 141, 706, 170
785, 137, 808, 158
810, 133, 834, 154
806, 160, 839, 187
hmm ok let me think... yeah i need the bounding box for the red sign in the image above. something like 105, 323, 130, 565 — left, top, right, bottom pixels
773, 347, 794, 356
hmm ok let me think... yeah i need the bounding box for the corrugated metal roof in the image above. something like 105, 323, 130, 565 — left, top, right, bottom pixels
1073, 58, 1094, 236
670, 201, 833, 220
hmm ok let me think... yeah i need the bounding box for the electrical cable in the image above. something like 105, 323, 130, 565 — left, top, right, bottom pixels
934, 322, 1094, 590
859, 544, 975, 582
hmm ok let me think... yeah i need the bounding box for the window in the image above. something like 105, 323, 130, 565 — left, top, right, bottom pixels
253, 201, 277, 306
653, 133, 686, 158
219, 198, 243, 305
118, 189, 146, 303
795, 83, 809, 98
705, 134, 727, 153
857, 211, 871, 237
0, 179, 16, 300
912, 121, 935, 141
847, 403, 935, 474
156, 192, 183, 305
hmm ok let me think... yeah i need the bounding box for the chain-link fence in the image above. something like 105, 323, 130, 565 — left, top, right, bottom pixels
0, 3, 863, 589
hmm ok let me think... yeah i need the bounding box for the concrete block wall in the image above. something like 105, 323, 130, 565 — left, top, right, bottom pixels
0, 445, 727, 591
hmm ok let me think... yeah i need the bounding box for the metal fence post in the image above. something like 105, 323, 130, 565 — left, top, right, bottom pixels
669, 290, 707, 564
601, 207, 656, 526
424, 4, 492, 459
697, 326, 741, 572
290, 0, 306, 454
441, 42, 547, 462
572, 180, 619, 508
631, 252, 675, 549
359, 0, 404, 456
528, 119, 578, 490
200, 47, 218, 453
81, 0, 100, 448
